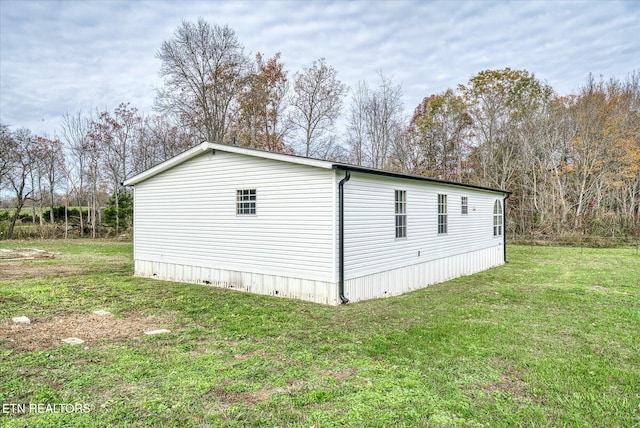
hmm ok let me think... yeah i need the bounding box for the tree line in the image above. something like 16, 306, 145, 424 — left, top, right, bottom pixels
1, 18, 638, 241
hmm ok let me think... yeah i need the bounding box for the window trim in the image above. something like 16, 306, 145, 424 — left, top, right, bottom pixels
236, 189, 257, 215
493, 199, 503, 236
395, 190, 407, 239
438, 194, 448, 234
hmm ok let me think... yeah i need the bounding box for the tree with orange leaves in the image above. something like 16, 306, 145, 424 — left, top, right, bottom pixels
235, 52, 291, 153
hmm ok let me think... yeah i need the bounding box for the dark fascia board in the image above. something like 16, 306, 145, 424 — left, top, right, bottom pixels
331, 164, 511, 195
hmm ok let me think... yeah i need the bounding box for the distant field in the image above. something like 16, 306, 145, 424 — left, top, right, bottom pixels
0, 207, 89, 215
1, 240, 638, 427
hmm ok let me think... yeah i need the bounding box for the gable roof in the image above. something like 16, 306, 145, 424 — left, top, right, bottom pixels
123, 142, 334, 186
123, 141, 509, 195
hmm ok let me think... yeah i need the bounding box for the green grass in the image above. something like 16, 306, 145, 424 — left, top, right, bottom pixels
1, 241, 639, 427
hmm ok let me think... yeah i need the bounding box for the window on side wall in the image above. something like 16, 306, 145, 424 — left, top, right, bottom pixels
395, 190, 407, 238
236, 189, 256, 215
461, 196, 468, 215
493, 199, 503, 236
438, 194, 448, 234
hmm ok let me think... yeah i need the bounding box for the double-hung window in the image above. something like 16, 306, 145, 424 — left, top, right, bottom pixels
395, 190, 407, 238
236, 189, 256, 215
461, 196, 468, 215
438, 194, 448, 234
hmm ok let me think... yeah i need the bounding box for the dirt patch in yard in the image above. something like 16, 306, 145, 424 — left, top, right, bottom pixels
0, 312, 175, 352
0, 248, 85, 281
483, 365, 530, 401
233, 349, 288, 363
0, 263, 84, 281
461, 357, 545, 406
321, 367, 359, 381
0, 248, 55, 260
208, 379, 306, 409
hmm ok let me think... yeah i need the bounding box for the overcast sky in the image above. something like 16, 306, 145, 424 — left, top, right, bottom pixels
1, 0, 638, 139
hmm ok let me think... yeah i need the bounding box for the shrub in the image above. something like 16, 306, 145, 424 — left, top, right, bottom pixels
18, 212, 34, 223
41, 206, 87, 224
103, 191, 133, 231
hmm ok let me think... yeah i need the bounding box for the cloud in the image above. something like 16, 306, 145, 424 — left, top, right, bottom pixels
0, 0, 637, 136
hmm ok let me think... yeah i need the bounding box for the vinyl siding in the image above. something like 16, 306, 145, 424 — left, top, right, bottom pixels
133, 150, 335, 283
341, 172, 505, 281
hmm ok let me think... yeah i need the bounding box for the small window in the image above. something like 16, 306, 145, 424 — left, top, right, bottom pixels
438, 194, 447, 234
493, 200, 503, 236
395, 190, 406, 238
236, 189, 256, 215
461, 196, 468, 215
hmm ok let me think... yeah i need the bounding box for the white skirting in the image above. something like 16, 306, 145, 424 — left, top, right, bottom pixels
134, 260, 338, 305
134, 245, 503, 306
344, 245, 504, 303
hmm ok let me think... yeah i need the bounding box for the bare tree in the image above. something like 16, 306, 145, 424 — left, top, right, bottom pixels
155, 19, 250, 143
346, 74, 404, 168
28, 141, 46, 226
345, 81, 368, 166
4, 128, 37, 239
289, 58, 347, 157
386, 129, 425, 175
89, 103, 142, 235
84, 134, 104, 239
69, 111, 106, 238
90, 103, 142, 188
61, 111, 92, 236
0, 124, 15, 191
134, 115, 193, 173
36, 136, 64, 223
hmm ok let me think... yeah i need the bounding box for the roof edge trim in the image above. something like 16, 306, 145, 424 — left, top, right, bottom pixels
331, 164, 510, 195
123, 140, 509, 195
123, 141, 334, 186
123, 142, 213, 186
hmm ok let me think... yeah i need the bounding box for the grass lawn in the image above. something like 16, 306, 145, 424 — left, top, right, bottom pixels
0, 240, 638, 427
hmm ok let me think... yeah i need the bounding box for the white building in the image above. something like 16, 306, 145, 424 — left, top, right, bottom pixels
124, 142, 509, 305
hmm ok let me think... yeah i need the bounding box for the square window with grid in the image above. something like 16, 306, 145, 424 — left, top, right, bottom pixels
395, 190, 407, 238
236, 189, 256, 215
438, 194, 447, 234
